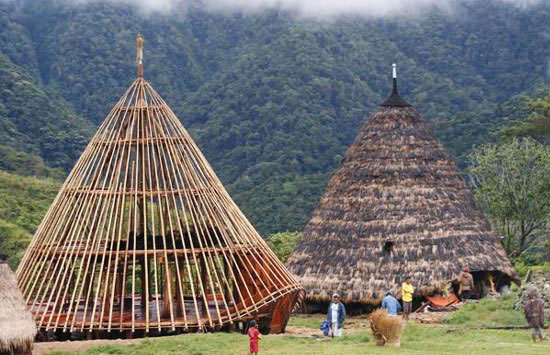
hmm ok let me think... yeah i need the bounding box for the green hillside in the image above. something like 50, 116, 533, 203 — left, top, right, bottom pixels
0, 0, 549, 237
0, 171, 59, 267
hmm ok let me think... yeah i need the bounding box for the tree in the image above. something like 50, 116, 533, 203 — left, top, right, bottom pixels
468, 138, 550, 259
266, 232, 301, 263
0, 219, 31, 269
499, 88, 550, 139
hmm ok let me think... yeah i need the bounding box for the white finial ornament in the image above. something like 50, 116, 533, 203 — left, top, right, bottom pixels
392, 63, 397, 79
137, 34, 144, 65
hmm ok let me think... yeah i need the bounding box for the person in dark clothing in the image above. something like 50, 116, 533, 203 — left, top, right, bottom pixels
524, 290, 545, 343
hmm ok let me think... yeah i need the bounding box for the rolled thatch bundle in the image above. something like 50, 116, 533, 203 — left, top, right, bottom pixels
286, 68, 519, 306
368, 308, 404, 347
0, 259, 36, 354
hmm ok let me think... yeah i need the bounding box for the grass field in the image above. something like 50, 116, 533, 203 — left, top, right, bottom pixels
45, 293, 549, 355
44, 326, 549, 355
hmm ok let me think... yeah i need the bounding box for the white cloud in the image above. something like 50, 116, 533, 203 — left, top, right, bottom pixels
203, 0, 451, 18
205, 0, 544, 18
11, 0, 544, 17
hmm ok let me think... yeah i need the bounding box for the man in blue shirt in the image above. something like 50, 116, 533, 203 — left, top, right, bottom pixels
381, 291, 402, 316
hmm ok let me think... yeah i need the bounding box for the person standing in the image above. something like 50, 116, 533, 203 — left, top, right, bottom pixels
524, 290, 545, 343
457, 266, 474, 302
381, 291, 402, 316
327, 293, 346, 337
247, 320, 262, 354
402, 276, 414, 320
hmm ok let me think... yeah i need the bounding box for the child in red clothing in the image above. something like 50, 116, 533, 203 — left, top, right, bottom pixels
247, 320, 262, 354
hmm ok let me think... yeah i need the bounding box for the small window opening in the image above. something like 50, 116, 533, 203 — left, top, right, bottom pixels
383, 241, 395, 253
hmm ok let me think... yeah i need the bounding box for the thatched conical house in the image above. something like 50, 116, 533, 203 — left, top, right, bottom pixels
286, 65, 518, 308
16, 36, 302, 338
0, 256, 36, 355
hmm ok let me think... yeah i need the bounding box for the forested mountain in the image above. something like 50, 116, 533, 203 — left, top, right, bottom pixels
0, 0, 549, 237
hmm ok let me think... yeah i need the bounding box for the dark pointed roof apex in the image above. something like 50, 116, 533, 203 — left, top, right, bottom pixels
380, 63, 411, 107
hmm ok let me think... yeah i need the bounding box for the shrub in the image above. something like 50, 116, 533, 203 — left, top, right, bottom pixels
266, 232, 301, 263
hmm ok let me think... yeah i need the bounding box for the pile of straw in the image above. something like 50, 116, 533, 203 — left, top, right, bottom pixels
368, 308, 404, 347
0, 261, 36, 354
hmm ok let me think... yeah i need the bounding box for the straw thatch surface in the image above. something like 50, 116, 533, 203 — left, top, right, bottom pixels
369, 308, 403, 346
286, 104, 519, 305
0, 261, 36, 354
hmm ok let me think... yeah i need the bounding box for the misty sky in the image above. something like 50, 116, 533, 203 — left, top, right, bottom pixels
50, 0, 544, 18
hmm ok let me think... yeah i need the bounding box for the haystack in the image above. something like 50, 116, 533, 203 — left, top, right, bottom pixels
16, 36, 302, 337
0, 257, 36, 354
369, 308, 404, 347
286, 65, 519, 307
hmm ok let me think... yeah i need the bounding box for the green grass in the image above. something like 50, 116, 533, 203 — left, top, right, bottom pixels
45, 324, 550, 355
445, 292, 526, 327
287, 314, 325, 329
515, 262, 550, 278
44, 282, 550, 354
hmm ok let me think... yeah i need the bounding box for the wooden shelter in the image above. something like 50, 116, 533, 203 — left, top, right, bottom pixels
0, 256, 36, 354
286, 65, 519, 308
16, 35, 302, 338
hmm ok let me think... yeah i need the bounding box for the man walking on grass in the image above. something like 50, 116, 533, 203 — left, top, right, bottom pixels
524, 289, 545, 343
327, 293, 346, 337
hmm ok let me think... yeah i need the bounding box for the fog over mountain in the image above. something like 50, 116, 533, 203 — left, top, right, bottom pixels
12, 0, 544, 18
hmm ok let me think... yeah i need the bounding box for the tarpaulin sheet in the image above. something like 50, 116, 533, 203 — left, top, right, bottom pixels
426, 294, 459, 308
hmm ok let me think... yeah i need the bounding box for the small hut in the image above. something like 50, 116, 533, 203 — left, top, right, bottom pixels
286, 65, 519, 310
16, 36, 302, 338
0, 256, 36, 355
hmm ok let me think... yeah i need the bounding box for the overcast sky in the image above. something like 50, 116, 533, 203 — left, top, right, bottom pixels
47, 0, 544, 18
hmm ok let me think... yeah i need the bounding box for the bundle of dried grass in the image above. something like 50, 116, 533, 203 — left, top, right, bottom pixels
368, 308, 403, 347
0, 260, 36, 355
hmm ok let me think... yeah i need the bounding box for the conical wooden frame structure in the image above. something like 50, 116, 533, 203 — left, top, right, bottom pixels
16, 36, 302, 336
286, 65, 519, 308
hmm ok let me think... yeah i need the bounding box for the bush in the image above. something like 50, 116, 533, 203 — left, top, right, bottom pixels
520, 254, 544, 266
514, 262, 550, 278
0, 219, 32, 268
266, 232, 301, 263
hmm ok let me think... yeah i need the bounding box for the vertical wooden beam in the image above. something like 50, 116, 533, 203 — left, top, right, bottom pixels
161, 257, 174, 318
140, 256, 147, 310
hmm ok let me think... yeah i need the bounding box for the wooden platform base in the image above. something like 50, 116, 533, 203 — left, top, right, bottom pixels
31, 290, 300, 339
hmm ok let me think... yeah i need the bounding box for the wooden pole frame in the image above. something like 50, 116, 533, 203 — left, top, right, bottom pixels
16, 36, 302, 335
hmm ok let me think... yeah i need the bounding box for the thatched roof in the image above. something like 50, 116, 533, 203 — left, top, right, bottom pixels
286, 73, 519, 305
0, 259, 36, 354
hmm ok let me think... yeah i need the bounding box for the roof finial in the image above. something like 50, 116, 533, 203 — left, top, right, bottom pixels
380, 63, 411, 107
137, 33, 144, 78
392, 63, 398, 94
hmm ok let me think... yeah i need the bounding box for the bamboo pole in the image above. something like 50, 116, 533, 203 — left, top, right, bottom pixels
16, 47, 302, 334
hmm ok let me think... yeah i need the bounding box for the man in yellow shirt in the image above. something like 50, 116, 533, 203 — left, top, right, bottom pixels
402, 276, 414, 320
